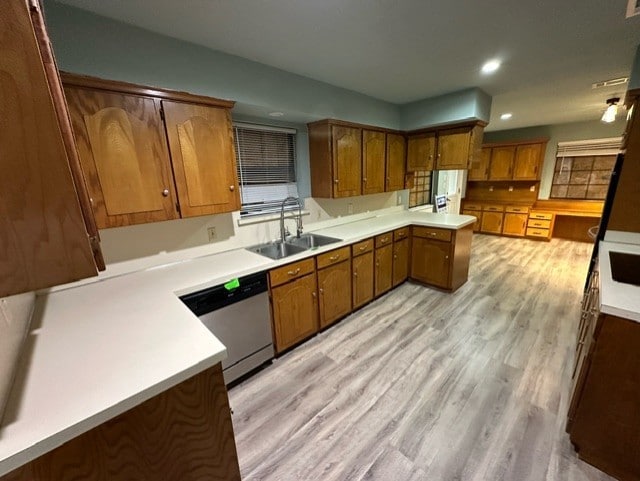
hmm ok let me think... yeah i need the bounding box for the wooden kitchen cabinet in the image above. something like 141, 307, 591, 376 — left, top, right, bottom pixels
362, 129, 386, 195
0, 0, 103, 297
488, 146, 516, 180
468, 147, 490, 181
566, 268, 640, 481
161, 101, 240, 217
406, 133, 435, 171
64, 87, 180, 228
526, 210, 555, 241
435, 125, 484, 170
317, 247, 352, 329
392, 236, 410, 287
462, 203, 482, 232
1, 365, 241, 481
352, 239, 374, 309
502, 206, 529, 237
385, 133, 407, 191
269, 259, 318, 353
513, 143, 543, 180
308, 120, 362, 198
480, 205, 504, 234
64, 73, 238, 228
374, 232, 394, 297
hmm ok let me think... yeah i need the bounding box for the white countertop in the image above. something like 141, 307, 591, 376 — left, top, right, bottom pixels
0, 211, 474, 476
599, 240, 640, 323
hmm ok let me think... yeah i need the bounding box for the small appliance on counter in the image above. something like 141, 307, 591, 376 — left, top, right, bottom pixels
180, 271, 274, 385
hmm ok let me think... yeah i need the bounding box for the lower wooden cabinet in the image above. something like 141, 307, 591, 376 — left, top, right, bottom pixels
462, 208, 481, 232
527, 211, 555, 241
317, 248, 352, 329
270, 261, 318, 353
502, 213, 528, 237
567, 269, 640, 481
410, 225, 472, 291
352, 239, 374, 309
374, 232, 394, 297
1, 365, 240, 481
392, 237, 409, 287
480, 210, 504, 234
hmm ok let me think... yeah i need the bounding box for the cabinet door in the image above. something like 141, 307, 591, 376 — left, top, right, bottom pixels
392, 238, 409, 287
462, 210, 481, 232
513, 143, 543, 180
502, 213, 528, 237
410, 238, 451, 288
318, 261, 352, 328
362, 130, 386, 195
468, 147, 490, 181
65, 88, 178, 228
407, 133, 435, 171
271, 273, 318, 353
162, 101, 240, 217
332, 125, 362, 197
488, 146, 515, 180
374, 245, 393, 297
480, 211, 504, 234
0, 0, 98, 297
436, 128, 471, 170
385, 133, 406, 191
352, 251, 374, 309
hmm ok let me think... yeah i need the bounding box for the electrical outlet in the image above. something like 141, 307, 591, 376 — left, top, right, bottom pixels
508, 186, 514, 192
530, 185, 536, 192
207, 227, 216, 242
397, 195, 402, 205
348, 203, 354, 214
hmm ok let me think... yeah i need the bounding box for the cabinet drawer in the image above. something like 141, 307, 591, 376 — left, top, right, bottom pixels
483, 204, 504, 212
506, 205, 530, 214
352, 238, 373, 257
528, 219, 551, 229
316, 246, 351, 269
526, 227, 550, 238
464, 203, 482, 211
530, 211, 553, 220
270, 257, 315, 287
393, 227, 410, 241
375, 232, 393, 248
412, 226, 452, 242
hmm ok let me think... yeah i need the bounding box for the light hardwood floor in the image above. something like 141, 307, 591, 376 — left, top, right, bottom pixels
228, 234, 614, 481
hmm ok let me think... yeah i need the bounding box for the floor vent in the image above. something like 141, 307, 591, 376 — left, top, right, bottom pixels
592, 77, 629, 89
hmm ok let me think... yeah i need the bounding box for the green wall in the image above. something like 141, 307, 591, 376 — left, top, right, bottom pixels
484, 118, 627, 199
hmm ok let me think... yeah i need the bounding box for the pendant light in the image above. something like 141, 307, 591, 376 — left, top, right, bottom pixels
601, 97, 620, 123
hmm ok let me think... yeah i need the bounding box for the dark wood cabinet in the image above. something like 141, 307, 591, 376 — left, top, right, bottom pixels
480, 140, 546, 182
316, 247, 352, 328
374, 232, 394, 297
362, 129, 386, 194
407, 133, 435, 171
502, 206, 529, 237
480, 206, 504, 234
0, 0, 102, 297
468, 147, 490, 180
385, 133, 406, 191
352, 239, 374, 309
488, 146, 516, 180
392, 237, 410, 287
513, 143, 543, 180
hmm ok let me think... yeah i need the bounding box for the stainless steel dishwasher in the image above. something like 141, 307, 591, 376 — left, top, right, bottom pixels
180, 271, 274, 385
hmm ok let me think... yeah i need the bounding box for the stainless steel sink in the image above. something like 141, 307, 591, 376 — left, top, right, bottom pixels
246, 241, 308, 260
286, 233, 342, 249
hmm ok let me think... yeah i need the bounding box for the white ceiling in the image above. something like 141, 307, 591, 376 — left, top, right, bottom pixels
55, 0, 640, 131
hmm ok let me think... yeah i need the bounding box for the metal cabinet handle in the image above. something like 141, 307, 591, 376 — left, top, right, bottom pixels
382, 237, 389, 242
329, 254, 340, 261
334, 179, 339, 184
162, 189, 170, 197
229, 185, 235, 191
287, 268, 301, 276
363, 177, 367, 182
312, 291, 317, 298
354, 271, 358, 277
445, 255, 449, 259
319, 288, 324, 294
393, 254, 397, 259
359, 244, 368, 251
430, 232, 437, 236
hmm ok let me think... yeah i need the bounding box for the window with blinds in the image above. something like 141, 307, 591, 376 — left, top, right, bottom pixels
234, 123, 299, 217
551, 137, 622, 200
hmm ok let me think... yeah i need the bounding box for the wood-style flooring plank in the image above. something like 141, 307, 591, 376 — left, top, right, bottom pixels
229, 234, 614, 481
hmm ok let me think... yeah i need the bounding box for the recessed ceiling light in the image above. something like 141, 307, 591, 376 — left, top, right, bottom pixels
268, 111, 284, 117
500, 113, 512, 120
481, 59, 501, 74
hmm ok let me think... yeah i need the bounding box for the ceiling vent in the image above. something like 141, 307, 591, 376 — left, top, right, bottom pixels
627, 0, 640, 17
592, 77, 629, 89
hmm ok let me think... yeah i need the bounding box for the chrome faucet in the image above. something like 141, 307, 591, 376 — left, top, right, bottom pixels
280, 196, 303, 242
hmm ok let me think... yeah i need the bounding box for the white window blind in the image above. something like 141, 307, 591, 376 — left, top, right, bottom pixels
556, 137, 622, 157
234, 123, 299, 217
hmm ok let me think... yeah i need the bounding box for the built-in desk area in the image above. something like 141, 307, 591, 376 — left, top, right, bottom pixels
533, 200, 603, 243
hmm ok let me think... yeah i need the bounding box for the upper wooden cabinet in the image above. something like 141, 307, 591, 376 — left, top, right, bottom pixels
436, 127, 478, 170
362, 129, 386, 195
162, 101, 240, 217
63, 73, 238, 229
385, 133, 406, 191
0, 0, 102, 297
65, 88, 179, 228
406, 133, 435, 171
478, 140, 547, 182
